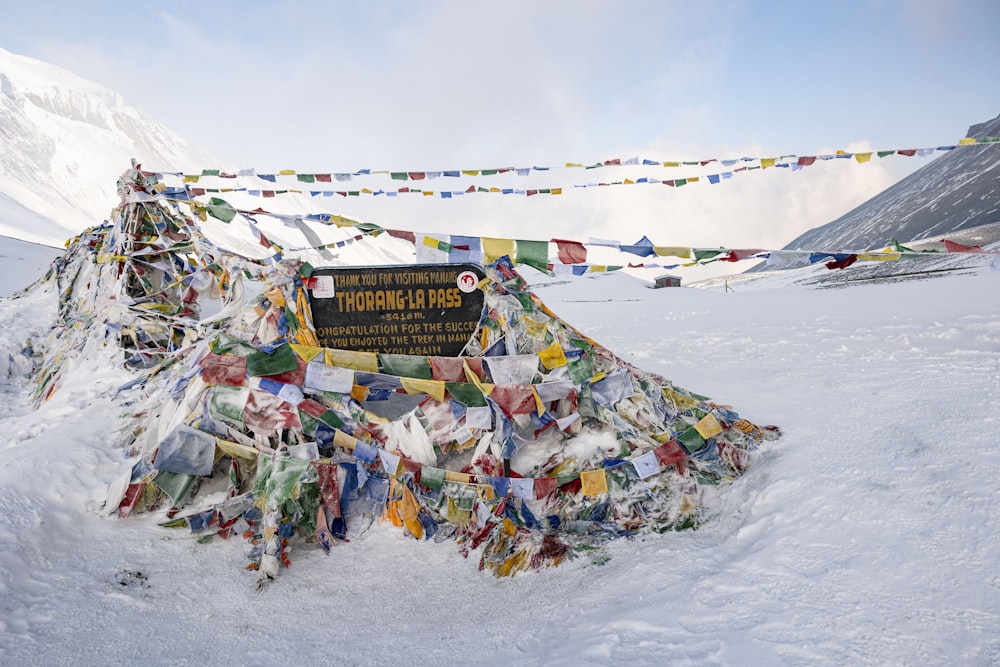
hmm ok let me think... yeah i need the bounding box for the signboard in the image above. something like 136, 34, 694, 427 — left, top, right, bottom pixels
308, 264, 487, 356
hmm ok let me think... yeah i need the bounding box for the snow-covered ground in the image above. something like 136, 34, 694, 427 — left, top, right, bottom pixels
1, 246, 999, 665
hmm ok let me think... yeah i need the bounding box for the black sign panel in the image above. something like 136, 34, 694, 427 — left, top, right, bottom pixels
308, 264, 486, 356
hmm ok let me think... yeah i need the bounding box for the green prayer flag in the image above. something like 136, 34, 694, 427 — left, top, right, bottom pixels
296, 174, 316, 183
421, 466, 446, 490
209, 386, 249, 423
445, 382, 487, 407
676, 426, 706, 452
206, 197, 237, 223
210, 332, 256, 356
577, 384, 597, 418
299, 262, 314, 278
247, 344, 299, 377
515, 292, 534, 312
153, 471, 196, 504
318, 409, 344, 429
355, 222, 384, 236
391, 172, 408, 181
877, 150, 895, 158
693, 248, 726, 262
567, 356, 594, 385
299, 410, 319, 437
201, 169, 220, 176
556, 471, 580, 486
265, 456, 310, 504
379, 353, 432, 379
516, 239, 550, 272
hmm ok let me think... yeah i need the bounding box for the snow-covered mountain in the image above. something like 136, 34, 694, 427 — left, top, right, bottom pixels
777, 112, 1000, 254
0, 47, 220, 246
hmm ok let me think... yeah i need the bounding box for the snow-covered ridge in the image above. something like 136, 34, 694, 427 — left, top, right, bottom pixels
0, 47, 220, 244
775, 112, 1000, 256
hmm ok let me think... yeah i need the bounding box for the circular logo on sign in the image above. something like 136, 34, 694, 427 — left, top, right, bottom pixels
457, 270, 479, 293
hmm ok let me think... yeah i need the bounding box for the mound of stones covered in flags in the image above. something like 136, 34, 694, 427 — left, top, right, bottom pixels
39, 166, 779, 587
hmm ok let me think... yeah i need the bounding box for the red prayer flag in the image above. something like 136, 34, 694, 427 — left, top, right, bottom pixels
534, 477, 558, 500
797, 156, 816, 166
552, 238, 588, 264
298, 398, 329, 419
654, 440, 687, 476
200, 353, 247, 386
943, 239, 985, 254
312, 461, 342, 519
489, 385, 538, 418
386, 229, 416, 244
897, 149, 917, 156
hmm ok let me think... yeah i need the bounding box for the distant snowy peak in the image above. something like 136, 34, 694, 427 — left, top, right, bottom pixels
0, 47, 220, 244
778, 112, 1000, 255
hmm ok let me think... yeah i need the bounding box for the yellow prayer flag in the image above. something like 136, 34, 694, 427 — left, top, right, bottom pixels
332, 430, 358, 451
857, 252, 900, 262
279, 169, 296, 175
565, 162, 583, 168
590, 265, 607, 273
664, 387, 700, 411
653, 246, 692, 259
694, 412, 723, 439
183, 174, 200, 183
580, 468, 609, 497
854, 152, 872, 163
401, 377, 447, 403
362, 188, 372, 194
959, 137, 978, 145
688, 176, 699, 183
215, 437, 258, 460
326, 348, 379, 372
522, 317, 548, 341
399, 485, 424, 539
624, 178, 634, 185
263, 286, 285, 308
423, 191, 434, 196
445, 471, 472, 483
489, 187, 500, 193
531, 386, 546, 416
482, 237, 516, 264
423, 235, 444, 249
461, 170, 480, 176
289, 344, 323, 362
350, 385, 368, 402
662, 162, 680, 167
538, 341, 568, 369
551, 188, 562, 195
760, 158, 776, 169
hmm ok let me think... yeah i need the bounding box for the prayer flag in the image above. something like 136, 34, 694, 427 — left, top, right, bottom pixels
631, 450, 660, 479
153, 425, 216, 477
516, 239, 550, 272
510, 477, 534, 500
694, 412, 723, 439
482, 237, 516, 264
304, 361, 354, 393
580, 469, 609, 497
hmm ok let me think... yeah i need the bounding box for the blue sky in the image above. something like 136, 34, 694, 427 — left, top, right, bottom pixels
2, 0, 999, 270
